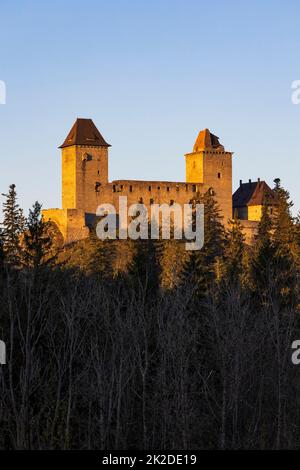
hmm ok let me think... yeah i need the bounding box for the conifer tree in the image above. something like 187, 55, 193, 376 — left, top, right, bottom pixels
1, 184, 25, 267
180, 190, 226, 297
160, 239, 187, 290
84, 225, 113, 277
22, 201, 54, 270
272, 178, 295, 251
128, 228, 161, 301
222, 219, 245, 285
250, 203, 275, 295
295, 213, 300, 262
251, 186, 298, 308
271, 179, 298, 307
0, 229, 4, 273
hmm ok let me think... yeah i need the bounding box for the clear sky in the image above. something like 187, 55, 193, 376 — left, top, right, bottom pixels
0, 0, 300, 216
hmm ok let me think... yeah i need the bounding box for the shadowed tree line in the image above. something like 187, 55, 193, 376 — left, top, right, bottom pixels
1, 182, 300, 449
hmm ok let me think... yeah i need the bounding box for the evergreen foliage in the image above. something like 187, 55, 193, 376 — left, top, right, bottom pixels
1, 184, 25, 266
1, 183, 300, 450
22, 201, 55, 270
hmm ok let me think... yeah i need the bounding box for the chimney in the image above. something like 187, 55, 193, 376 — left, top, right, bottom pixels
258, 178, 261, 183
249, 179, 251, 184
240, 179, 242, 187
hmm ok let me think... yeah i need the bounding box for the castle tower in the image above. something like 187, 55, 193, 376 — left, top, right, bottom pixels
185, 129, 233, 224
60, 118, 111, 214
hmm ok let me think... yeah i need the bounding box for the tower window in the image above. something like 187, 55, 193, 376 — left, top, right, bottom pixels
170, 199, 174, 206
157, 186, 160, 190
129, 185, 133, 192
167, 186, 170, 192
192, 185, 196, 192
150, 198, 154, 205
148, 185, 151, 191
218, 172, 221, 179
82, 152, 92, 162
113, 185, 116, 193
139, 197, 143, 204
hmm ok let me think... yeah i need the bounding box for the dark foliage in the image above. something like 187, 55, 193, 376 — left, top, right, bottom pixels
1, 184, 300, 450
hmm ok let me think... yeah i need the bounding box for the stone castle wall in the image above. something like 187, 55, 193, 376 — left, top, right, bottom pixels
43, 126, 235, 244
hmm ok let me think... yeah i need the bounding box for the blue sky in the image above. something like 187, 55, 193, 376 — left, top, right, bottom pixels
0, 0, 300, 215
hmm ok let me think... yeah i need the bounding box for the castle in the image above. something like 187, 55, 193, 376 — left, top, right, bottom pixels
43, 118, 278, 244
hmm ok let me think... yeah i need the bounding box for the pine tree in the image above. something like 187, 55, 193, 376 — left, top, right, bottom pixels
251, 189, 298, 309
160, 239, 188, 290
271, 179, 298, 307
295, 213, 300, 262
84, 225, 113, 277
128, 232, 161, 301
272, 178, 295, 251
250, 203, 276, 295
22, 201, 55, 270
180, 190, 226, 297
0, 228, 4, 273
1, 184, 25, 267
222, 219, 246, 285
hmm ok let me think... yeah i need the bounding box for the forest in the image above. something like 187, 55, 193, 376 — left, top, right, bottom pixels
0, 180, 300, 450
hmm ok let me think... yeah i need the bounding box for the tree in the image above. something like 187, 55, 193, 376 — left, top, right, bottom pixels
22, 201, 55, 270
222, 219, 245, 286
251, 192, 298, 309
272, 178, 295, 251
295, 213, 300, 262
1, 184, 25, 267
128, 234, 161, 302
84, 225, 114, 277
250, 204, 275, 296
0, 229, 4, 274
180, 190, 226, 297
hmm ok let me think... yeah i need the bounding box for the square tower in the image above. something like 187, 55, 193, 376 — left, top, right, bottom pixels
60, 118, 110, 214
185, 129, 233, 225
